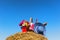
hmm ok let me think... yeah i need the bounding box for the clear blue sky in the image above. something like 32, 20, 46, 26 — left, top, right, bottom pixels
0, 0, 60, 40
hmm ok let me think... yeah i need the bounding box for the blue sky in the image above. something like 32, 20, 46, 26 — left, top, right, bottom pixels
0, 0, 60, 40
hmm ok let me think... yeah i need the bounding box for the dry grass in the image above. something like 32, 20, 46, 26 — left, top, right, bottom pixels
6, 32, 48, 40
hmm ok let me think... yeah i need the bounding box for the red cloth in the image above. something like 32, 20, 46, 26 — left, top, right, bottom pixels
22, 26, 27, 32
19, 20, 29, 32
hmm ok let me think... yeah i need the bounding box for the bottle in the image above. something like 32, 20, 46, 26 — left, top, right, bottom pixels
29, 17, 34, 31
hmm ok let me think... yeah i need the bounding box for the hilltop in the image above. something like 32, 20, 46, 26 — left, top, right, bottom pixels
6, 32, 48, 40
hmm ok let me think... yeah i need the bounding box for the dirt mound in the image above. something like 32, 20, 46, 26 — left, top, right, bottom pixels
6, 32, 48, 40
